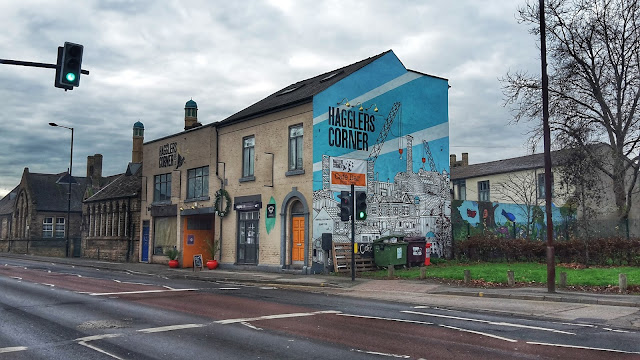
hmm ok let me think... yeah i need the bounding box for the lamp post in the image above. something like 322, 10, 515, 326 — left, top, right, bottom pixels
49, 122, 73, 257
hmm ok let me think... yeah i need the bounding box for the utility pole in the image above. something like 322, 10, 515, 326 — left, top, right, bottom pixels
540, 0, 556, 293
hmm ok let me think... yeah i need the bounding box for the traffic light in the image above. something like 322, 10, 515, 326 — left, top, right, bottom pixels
355, 191, 367, 220
338, 191, 352, 221
57, 42, 83, 88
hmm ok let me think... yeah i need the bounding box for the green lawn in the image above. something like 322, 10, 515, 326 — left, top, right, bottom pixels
361, 262, 640, 287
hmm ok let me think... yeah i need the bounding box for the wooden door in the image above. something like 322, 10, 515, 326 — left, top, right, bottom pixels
292, 216, 305, 262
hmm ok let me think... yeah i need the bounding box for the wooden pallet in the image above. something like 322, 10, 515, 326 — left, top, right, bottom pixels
332, 243, 376, 273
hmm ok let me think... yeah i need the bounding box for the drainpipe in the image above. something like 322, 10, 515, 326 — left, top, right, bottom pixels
215, 126, 224, 263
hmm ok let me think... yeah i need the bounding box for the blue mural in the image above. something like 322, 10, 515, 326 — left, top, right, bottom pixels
310, 51, 451, 265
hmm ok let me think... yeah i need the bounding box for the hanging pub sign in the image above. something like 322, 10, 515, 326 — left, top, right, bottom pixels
329, 156, 367, 192
266, 203, 276, 218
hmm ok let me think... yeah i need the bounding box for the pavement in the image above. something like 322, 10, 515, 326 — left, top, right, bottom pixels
2, 253, 640, 330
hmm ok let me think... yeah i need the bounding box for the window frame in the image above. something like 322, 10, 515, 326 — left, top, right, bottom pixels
478, 180, 490, 202
242, 135, 255, 179
186, 166, 209, 200
43, 217, 53, 238
288, 124, 304, 171
55, 217, 65, 238
153, 173, 172, 203
537, 173, 554, 199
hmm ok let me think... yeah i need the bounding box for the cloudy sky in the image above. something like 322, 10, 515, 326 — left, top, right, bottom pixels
0, 0, 542, 197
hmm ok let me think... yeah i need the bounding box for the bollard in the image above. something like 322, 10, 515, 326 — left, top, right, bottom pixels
560, 272, 567, 289
619, 273, 628, 293
507, 270, 515, 287
388, 265, 395, 277
420, 266, 427, 279
464, 269, 471, 284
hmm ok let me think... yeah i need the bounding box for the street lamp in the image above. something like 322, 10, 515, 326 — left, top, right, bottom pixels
49, 122, 73, 258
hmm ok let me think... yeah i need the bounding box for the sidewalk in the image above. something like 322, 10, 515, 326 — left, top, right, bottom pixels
2, 253, 639, 329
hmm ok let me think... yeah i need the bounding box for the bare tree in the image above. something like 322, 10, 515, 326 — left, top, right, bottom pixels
502, 0, 640, 223
494, 171, 540, 238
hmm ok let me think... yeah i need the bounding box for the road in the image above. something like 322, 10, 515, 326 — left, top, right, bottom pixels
0, 257, 638, 359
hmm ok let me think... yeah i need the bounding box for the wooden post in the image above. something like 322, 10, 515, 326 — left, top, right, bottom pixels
464, 269, 471, 284
559, 272, 567, 289
507, 270, 515, 287
619, 273, 628, 293
420, 266, 427, 279
388, 265, 395, 277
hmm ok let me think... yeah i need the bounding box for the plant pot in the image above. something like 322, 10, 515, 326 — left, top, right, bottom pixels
168, 259, 179, 268
206, 259, 219, 270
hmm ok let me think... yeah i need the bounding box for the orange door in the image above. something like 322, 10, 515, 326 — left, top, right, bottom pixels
292, 216, 305, 262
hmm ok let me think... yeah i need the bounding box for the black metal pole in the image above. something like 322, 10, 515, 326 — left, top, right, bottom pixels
0, 59, 89, 74
540, 0, 555, 293
351, 184, 355, 281
66, 127, 73, 257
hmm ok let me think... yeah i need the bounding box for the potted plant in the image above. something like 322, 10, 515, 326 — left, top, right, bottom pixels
165, 247, 180, 268
205, 238, 219, 270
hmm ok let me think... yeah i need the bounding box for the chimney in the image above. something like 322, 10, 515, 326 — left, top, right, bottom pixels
86, 154, 103, 188
450, 154, 457, 167
462, 153, 469, 166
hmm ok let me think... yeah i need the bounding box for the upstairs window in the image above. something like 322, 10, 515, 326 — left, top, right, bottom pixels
288, 124, 303, 171
537, 173, 554, 199
154, 173, 172, 202
243, 136, 255, 178
187, 166, 209, 199
55, 218, 65, 238
478, 180, 490, 202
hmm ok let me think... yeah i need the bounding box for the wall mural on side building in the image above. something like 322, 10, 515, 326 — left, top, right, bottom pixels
310, 51, 451, 270
451, 200, 576, 241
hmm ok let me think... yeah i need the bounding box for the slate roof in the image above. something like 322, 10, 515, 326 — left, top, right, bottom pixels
450, 145, 610, 180
84, 163, 142, 203
217, 50, 393, 126
0, 185, 19, 215
27, 172, 89, 212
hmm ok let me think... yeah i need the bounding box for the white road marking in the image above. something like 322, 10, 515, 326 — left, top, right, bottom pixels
337, 313, 433, 325
440, 324, 518, 343
84, 288, 197, 296
76, 334, 122, 342
0, 346, 28, 353
603, 328, 632, 333
219, 287, 241, 290
260, 286, 277, 290
113, 279, 154, 286
138, 324, 206, 333
353, 348, 410, 358
402, 310, 575, 335
556, 322, 596, 328
216, 310, 342, 324
42, 283, 55, 287
78, 341, 124, 360
241, 322, 263, 330
10, 276, 22, 280
527, 341, 640, 354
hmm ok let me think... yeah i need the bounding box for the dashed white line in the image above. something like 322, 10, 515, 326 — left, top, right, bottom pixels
337, 313, 433, 325
353, 348, 410, 358
10, 276, 22, 280
241, 322, 263, 330
138, 324, 206, 333
78, 341, 124, 360
84, 288, 197, 296
42, 283, 56, 287
219, 287, 241, 290
440, 324, 518, 343
527, 341, 640, 354
0, 346, 28, 354
402, 310, 575, 335
603, 328, 632, 333
215, 310, 341, 324
75, 334, 122, 342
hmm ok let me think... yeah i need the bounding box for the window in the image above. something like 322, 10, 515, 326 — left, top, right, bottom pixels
478, 180, 490, 202
187, 166, 209, 199
538, 173, 554, 199
454, 179, 466, 200
154, 173, 172, 202
242, 136, 255, 178
55, 218, 65, 238
288, 124, 303, 171
43, 217, 53, 238
153, 216, 177, 255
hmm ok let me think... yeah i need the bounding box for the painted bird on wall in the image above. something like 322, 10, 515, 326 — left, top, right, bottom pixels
501, 209, 516, 222
467, 209, 477, 218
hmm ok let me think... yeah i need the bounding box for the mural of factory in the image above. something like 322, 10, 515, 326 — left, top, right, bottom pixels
310, 51, 450, 270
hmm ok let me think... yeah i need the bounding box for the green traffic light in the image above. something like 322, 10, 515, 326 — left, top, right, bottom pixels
358, 211, 367, 220
65, 72, 76, 82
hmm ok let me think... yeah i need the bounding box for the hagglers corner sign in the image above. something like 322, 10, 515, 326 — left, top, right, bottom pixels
329, 156, 367, 192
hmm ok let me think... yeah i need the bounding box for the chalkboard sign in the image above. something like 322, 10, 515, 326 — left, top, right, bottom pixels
193, 254, 203, 271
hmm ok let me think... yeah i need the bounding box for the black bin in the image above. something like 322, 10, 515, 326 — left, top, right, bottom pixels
404, 236, 426, 266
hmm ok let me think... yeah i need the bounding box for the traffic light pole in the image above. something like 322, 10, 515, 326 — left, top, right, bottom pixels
351, 184, 356, 281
